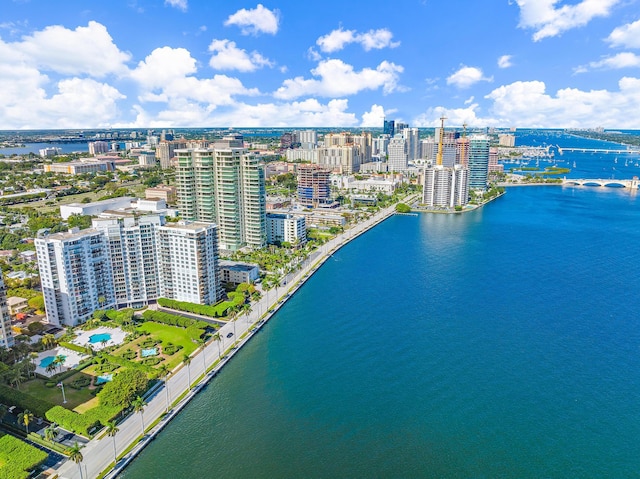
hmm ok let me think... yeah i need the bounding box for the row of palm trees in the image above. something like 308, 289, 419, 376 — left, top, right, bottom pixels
58, 328, 231, 477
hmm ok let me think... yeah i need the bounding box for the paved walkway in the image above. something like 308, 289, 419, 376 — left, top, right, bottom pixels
55, 198, 415, 479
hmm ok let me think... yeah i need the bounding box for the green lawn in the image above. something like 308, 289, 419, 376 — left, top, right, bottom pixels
20, 372, 96, 409
137, 322, 197, 352
137, 322, 198, 369
109, 322, 198, 371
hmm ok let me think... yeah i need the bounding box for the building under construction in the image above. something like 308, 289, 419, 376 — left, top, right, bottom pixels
297, 164, 332, 208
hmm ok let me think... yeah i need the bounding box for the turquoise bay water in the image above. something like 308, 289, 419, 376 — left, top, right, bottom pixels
121, 185, 640, 478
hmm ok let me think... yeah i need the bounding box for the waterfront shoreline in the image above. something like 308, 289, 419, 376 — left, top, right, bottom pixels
54, 194, 418, 479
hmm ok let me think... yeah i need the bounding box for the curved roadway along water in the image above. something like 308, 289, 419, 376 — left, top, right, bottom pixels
55, 197, 417, 479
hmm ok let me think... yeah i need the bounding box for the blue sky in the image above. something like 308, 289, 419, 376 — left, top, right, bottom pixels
1, 0, 640, 129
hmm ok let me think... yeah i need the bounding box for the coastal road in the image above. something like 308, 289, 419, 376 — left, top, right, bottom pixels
55, 196, 414, 479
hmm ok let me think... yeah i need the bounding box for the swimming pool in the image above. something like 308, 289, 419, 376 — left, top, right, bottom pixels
96, 374, 113, 385
141, 348, 158, 358
39, 355, 65, 368
89, 333, 112, 344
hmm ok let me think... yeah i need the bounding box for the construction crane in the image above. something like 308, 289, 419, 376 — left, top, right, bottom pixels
436, 115, 447, 166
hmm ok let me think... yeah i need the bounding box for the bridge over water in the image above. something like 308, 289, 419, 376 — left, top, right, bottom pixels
557, 147, 640, 155
562, 177, 639, 189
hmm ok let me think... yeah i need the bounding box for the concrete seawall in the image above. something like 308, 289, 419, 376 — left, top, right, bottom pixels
87, 196, 418, 479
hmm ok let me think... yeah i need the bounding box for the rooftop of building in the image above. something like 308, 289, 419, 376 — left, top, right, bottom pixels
6, 296, 28, 306
36, 227, 101, 241
61, 196, 135, 209
160, 220, 216, 232
218, 260, 259, 272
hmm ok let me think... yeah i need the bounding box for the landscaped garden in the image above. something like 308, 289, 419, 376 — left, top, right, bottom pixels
0, 305, 222, 432
0, 287, 255, 472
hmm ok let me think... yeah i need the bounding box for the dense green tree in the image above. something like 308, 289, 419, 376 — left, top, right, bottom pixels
28, 295, 45, 312
27, 321, 45, 334
67, 214, 92, 230
98, 369, 149, 408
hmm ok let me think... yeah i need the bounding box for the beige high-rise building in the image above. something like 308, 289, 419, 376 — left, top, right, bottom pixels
157, 140, 188, 169
316, 145, 361, 174
498, 134, 516, 147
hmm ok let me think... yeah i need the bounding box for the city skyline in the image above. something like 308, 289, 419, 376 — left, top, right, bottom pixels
1, 0, 640, 129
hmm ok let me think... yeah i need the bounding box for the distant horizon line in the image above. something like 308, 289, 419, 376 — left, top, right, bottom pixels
1, 127, 638, 133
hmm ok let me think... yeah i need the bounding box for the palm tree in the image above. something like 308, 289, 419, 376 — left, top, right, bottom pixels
182, 354, 192, 390
28, 353, 38, 378
212, 332, 222, 359
242, 303, 252, 328
196, 338, 207, 371
45, 362, 56, 376
44, 423, 58, 442
68, 442, 84, 479
132, 396, 147, 436
105, 420, 119, 463
10, 367, 26, 390
54, 355, 66, 373
157, 364, 170, 412
42, 334, 56, 349
21, 409, 34, 434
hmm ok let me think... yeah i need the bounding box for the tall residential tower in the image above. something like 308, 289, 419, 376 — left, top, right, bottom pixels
176, 138, 267, 251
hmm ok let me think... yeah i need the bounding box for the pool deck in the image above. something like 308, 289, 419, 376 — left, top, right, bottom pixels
35, 347, 87, 377
71, 326, 127, 351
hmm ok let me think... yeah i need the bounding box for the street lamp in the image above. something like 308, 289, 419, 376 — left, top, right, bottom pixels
57, 381, 67, 404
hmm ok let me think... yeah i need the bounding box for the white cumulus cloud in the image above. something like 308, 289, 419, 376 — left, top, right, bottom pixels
361, 104, 386, 127
130, 46, 258, 108
515, 0, 621, 41
575, 52, 640, 73
122, 98, 359, 128
485, 78, 640, 127
0, 75, 125, 129
164, 0, 187, 12
224, 4, 279, 36
0, 23, 129, 129
606, 19, 640, 49
208, 39, 272, 72
414, 77, 640, 129
274, 59, 403, 100
14, 21, 131, 77
413, 103, 486, 128
130, 47, 197, 90
316, 27, 400, 53
498, 55, 513, 68
447, 66, 492, 89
